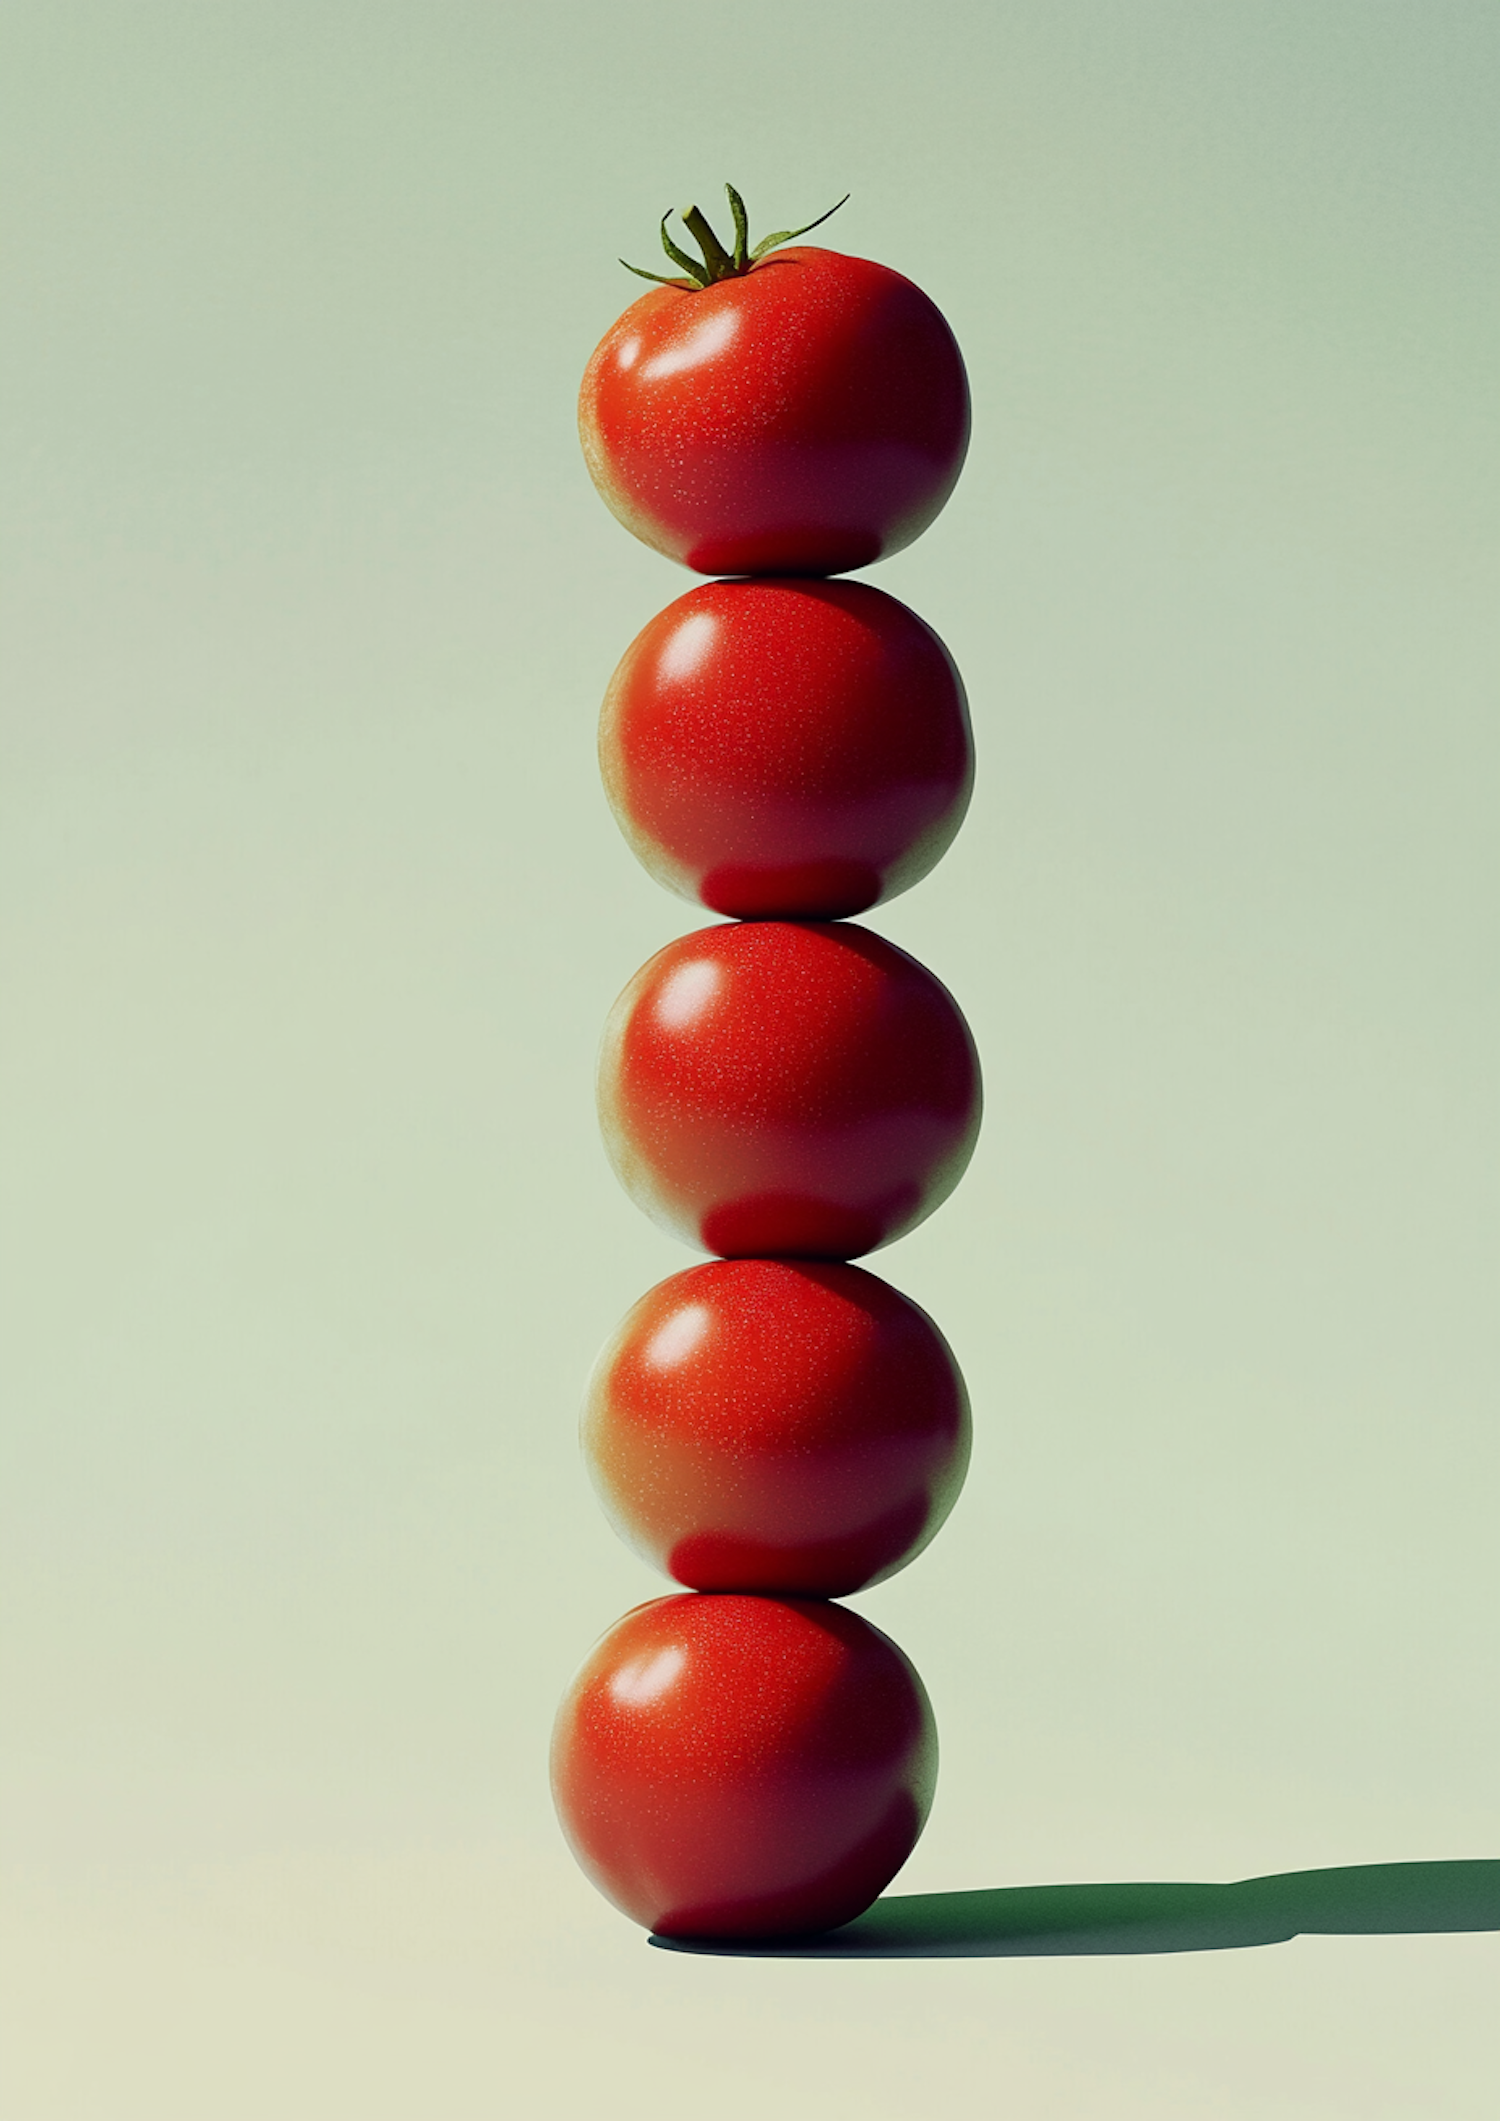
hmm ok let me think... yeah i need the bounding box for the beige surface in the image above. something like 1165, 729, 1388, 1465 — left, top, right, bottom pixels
3, 3, 1497, 2114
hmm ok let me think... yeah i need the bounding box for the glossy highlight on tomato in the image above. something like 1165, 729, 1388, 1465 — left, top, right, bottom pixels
579, 247, 970, 577
585, 1258, 970, 1595
550, 1592, 936, 1939
597, 919, 981, 1259
600, 578, 973, 920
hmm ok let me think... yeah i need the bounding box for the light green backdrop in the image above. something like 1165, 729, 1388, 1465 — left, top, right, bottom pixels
3, 3, 1496, 2115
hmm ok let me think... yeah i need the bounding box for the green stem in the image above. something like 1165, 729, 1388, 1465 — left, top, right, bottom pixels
679, 203, 736, 282
726, 184, 750, 270
657, 213, 710, 286
617, 188, 850, 290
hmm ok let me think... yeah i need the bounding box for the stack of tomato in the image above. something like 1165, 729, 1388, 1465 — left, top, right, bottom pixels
551, 190, 980, 1943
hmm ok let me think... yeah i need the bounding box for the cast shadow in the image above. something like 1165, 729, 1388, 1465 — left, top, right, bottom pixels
649, 1860, 1500, 1958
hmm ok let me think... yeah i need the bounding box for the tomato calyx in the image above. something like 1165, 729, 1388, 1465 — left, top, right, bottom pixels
621, 184, 850, 290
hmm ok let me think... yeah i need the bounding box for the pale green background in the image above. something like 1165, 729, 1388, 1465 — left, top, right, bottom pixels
2, 3, 1497, 2115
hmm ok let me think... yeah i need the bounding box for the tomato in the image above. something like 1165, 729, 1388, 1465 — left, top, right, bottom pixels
584, 1258, 970, 1595
551, 1592, 935, 1938
579, 245, 969, 577
597, 919, 981, 1259
599, 578, 973, 920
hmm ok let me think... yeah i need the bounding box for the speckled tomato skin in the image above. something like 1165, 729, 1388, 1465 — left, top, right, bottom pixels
584, 1259, 971, 1595
550, 1593, 936, 1938
597, 920, 981, 1260
599, 579, 974, 920
578, 248, 970, 577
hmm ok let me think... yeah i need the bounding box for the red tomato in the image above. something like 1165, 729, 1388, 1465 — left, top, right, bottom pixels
600, 578, 973, 920
598, 920, 981, 1259
551, 1593, 936, 1938
585, 1259, 970, 1595
579, 247, 969, 576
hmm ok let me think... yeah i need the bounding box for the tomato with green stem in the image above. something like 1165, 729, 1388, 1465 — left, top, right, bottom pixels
579, 186, 970, 577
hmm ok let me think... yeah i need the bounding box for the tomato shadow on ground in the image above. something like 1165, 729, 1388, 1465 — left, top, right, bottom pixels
649, 1860, 1500, 1958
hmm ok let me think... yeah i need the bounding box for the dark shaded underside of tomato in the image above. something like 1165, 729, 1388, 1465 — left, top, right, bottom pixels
654, 1788, 924, 1940
665, 1496, 931, 1599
